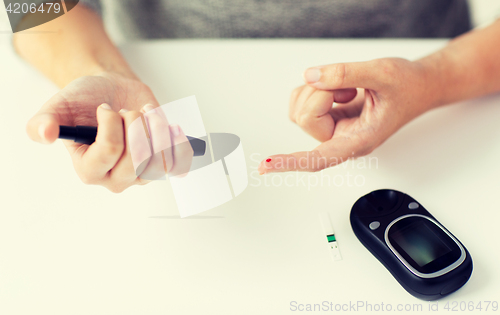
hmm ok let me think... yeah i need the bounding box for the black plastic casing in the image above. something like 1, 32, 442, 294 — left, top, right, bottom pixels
350, 189, 473, 300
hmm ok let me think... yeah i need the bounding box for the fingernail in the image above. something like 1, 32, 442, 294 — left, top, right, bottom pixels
119, 109, 129, 113
258, 167, 269, 175
38, 124, 46, 141
303, 68, 321, 83
171, 124, 181, 136
258, 159, 272, 175
100, 103, 112, 110
142, 104, 155, 112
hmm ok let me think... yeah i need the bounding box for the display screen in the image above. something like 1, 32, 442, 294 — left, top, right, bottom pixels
390, 220, 452, 267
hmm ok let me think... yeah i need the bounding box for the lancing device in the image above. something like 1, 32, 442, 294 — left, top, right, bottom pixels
58, 125, 206, 156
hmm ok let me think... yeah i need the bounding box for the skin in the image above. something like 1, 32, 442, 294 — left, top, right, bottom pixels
258, 20, 500, 174
15, 5, 192, 193
14, 4, 500, 187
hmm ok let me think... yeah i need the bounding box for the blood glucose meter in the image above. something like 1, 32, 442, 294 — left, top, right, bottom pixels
350, 189, 473, 300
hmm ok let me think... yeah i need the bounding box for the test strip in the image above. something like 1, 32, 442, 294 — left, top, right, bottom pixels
319, 212, 342, 261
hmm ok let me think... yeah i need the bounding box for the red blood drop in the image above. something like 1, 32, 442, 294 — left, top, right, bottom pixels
266, 158, 272, 162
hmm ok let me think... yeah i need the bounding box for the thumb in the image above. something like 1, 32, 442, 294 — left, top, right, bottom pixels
303, 60, 382, 91
26, 112, 61, 144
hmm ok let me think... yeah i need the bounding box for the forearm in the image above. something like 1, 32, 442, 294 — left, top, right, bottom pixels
418, 19, 500, 110
13, 4, 136, 88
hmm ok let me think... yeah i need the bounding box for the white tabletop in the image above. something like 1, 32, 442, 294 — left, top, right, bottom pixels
1, 39, 499, 315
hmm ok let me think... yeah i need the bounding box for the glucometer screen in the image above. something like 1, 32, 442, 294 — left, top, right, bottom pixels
388, 217, 462, 273
390, 220, 452, 267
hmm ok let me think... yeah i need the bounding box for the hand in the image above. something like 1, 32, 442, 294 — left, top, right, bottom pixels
26, 72, 193, 192
258, 58, 434, 174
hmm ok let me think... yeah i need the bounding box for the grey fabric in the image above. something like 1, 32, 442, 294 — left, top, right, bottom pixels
78, 0, 102, 17
16, 0, 471, 38
84, 0, 471, 39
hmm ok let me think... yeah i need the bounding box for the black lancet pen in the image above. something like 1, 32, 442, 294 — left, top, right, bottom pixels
58, 125, 206, 156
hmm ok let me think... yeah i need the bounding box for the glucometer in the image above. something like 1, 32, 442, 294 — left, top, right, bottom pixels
350, 189, 473, 300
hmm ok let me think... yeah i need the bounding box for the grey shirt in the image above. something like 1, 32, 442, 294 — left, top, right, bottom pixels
13, 0, 471, 38
81, 0, 471, 39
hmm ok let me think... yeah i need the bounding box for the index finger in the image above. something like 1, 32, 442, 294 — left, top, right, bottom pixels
257, 137, 357, 174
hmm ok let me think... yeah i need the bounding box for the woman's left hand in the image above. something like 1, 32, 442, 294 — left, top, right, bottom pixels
259, 58, 436, 174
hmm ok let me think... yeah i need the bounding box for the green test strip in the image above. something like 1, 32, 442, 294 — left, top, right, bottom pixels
319, 212, 342, 261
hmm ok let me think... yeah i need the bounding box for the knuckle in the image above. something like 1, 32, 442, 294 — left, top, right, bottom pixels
174, 143, 194, 157
123, 110, 143, 122
290, 87, 301, 101
296, 111, 316, 128
325, 64, 346, 88
100, 108, 121, 123
107, 184, 126, 194
111, 171, 136, 186
375, 58, 399, 77
78, 172, 97, 185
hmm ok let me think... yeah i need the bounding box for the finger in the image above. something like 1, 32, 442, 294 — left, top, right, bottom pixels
295, 90, 335, 142
303, 60, 382, 90
339, 88, 365, 106
26, 92, 80, 144
72, 104, 125, 184
328, 88, 364, 120
295, 88, 361, 142
107, 109, 151, 191
288, 85, 305, 122
126, 107, 154, 177
333, 88, 357, 103
168, 124, 194, 177
299, 88, 358, 115
140, 104, 173, 181
290, 85, 312, 117
258, 151, 331, 174
26, 112, 61, 144
258, 150, 345, 174
258, 135, 359, 174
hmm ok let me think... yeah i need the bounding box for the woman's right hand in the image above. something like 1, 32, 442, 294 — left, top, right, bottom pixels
26, 72, 193, 192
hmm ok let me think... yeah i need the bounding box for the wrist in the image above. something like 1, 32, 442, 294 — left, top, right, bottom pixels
50, 51, 139, 87
85, 61, 139, 81
14, 3, 139, 87
413, 54, 448, 112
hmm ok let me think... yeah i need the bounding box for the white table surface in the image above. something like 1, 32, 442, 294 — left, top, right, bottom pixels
1, 39, 499, 315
